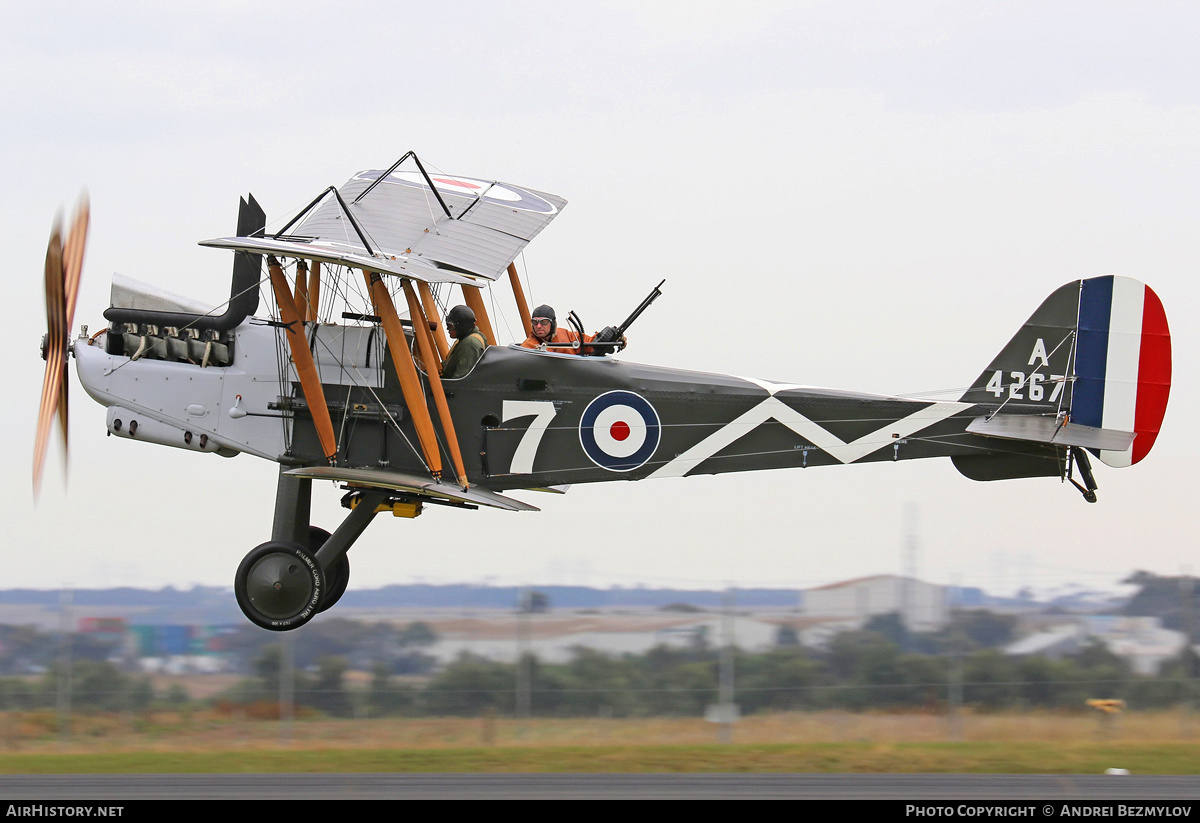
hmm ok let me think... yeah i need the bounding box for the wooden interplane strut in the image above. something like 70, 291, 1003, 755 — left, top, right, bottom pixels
362, 270, 443, 479
417, 280, 450, 359
267, 256, 338, 464
507, 262, 533, 339
307, 261, 321, 322
402, 280, 469, 489
460, 285, 497, 346
293, 261, 310, 321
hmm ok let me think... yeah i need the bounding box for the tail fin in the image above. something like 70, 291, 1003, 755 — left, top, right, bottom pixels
960, 275, 1171, 467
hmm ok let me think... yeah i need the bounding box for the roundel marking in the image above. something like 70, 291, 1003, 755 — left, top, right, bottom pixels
357, 170, 559, 214
579, 391, 661, 472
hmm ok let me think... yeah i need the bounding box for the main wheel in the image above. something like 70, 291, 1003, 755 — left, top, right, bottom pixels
308, 527, 350, 613
234, 541, 325, 631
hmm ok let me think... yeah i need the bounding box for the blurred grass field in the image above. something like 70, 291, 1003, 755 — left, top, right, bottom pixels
0, 709, 1195, 774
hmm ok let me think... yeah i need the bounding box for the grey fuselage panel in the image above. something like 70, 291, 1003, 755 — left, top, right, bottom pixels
284, 343, 1053, 490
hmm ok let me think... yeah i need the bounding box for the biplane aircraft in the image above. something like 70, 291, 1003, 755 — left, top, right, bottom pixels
35, 153, 1172, 630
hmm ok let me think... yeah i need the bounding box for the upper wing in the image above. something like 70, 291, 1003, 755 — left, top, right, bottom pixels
200, 168, 566, 284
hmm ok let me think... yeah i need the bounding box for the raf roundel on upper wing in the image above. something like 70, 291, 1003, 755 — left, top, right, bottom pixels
579, 391, 662, 472
354, 170, 559, 214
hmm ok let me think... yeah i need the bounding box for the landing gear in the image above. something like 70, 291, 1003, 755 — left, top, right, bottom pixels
234, 541, 325, 630
309, 527, 350, 613
233, 468, 385, 631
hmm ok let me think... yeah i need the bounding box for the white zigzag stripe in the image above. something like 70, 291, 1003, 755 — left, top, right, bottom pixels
648, 379, 967, 479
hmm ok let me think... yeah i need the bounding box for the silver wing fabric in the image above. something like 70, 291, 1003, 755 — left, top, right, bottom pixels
200, 168, 566, 284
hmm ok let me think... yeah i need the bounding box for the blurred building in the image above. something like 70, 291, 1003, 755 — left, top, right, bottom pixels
131, 624, 237, 674
1005, 616, 1190, 675
420, 613, 784, 665
801, 574, 949, 631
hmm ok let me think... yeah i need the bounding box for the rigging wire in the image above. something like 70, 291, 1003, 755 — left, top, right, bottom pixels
986, 330, 1077, 420
267, 277, 294, 457
520, 252, 535, 307
471, 425, 1011, 483
489, 282, 515, 343
302, 283, 426, 473
1057, 330, 1078, 420
413, 157, 447, 229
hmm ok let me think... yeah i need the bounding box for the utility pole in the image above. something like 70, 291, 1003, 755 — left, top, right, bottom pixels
279, 632, 294, 746
706, 586, 739, 743
719, 588, 734, 743
1181, 566, 1194, 739
516, 588, 531, 726
902, 503, 918, 631
947, 573, 963, 741
57, 588, 72, 745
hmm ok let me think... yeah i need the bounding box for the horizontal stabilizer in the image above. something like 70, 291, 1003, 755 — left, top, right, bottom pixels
283, 466, 539, 512
966, 415, 1135, 452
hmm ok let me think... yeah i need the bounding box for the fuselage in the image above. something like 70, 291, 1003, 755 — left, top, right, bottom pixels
75, 317, 1022, 492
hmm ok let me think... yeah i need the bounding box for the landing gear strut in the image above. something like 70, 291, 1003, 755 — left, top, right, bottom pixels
310, 527, 350, 614
233, 468, 385, 631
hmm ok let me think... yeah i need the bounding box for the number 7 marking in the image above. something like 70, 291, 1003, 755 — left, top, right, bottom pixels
501, 400, 558, 474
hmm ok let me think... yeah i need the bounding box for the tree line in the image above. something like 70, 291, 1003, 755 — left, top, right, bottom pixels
0, 595, 1195, 718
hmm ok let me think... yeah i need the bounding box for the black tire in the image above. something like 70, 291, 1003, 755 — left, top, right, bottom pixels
234, 541, 325, 631
308, 527, 350, 613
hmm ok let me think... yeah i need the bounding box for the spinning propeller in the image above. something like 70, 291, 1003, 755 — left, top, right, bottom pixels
34, 195, 89, 497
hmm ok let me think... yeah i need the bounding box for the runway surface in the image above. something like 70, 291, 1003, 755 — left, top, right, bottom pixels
0, 773, 1197, 799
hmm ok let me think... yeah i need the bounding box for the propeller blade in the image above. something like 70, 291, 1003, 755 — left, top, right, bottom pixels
33, 219, 65, 497
61, 195, 88, 337
57, 196, 88, 450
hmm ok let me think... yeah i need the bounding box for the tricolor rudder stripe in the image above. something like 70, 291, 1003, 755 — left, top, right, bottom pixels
1072, 275, 1171, 467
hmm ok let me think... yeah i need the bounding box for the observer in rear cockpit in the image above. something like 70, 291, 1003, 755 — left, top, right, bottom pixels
441, 304, 487, 378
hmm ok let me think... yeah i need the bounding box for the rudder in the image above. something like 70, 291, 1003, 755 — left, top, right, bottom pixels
1072, 276, 1171, 466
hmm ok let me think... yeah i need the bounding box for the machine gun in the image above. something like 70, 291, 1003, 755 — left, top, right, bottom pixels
586, 279, 665, 354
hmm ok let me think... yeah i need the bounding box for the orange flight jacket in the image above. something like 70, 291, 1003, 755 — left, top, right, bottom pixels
521, 328, 594, 355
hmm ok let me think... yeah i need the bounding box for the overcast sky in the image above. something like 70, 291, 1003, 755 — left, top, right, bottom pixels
5, 1, 1198, 599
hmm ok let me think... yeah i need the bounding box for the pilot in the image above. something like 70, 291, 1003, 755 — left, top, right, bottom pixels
521, 304, 594, 354
441, 305, 488, 379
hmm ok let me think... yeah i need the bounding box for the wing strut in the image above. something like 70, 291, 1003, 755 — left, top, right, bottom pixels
402, 280, 469, 489
294, 260, 311, 321
403, 283, 443, 373
363, 270, 443, 479
267, 256, 338, 464
461, 284, 497, 346
306, 261, 321, 322
352, 150, 453, 219
417, 280, 450, 359
507, 262, 533, 339
273, 186, 376, 255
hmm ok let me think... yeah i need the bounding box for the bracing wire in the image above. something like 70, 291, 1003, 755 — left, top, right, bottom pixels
898, 329, 1078, 405
489, 283, 515, 343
